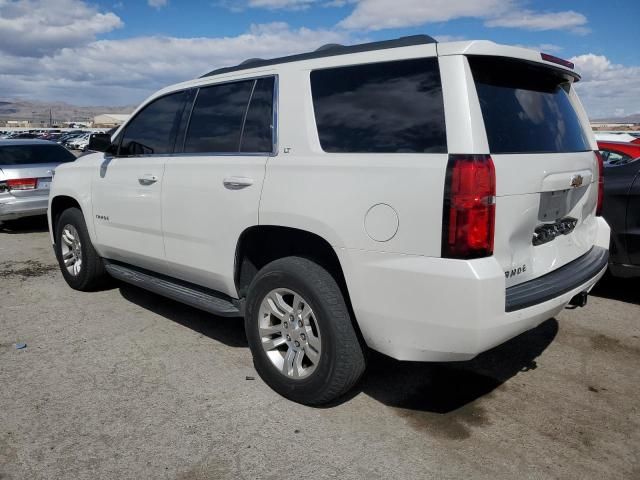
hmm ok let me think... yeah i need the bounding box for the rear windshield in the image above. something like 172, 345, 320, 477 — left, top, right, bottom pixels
0, 143, 76, 165
469, 56, 591, 154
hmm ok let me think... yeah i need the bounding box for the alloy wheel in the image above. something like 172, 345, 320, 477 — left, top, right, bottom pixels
258, 288, 322, 379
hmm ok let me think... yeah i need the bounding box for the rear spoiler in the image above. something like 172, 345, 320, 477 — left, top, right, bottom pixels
437, 40, 580, 81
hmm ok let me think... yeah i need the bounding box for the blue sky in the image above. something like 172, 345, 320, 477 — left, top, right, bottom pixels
0, 0, 638, 118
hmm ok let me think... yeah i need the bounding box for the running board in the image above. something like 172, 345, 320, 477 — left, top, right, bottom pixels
104, 261, 242, 317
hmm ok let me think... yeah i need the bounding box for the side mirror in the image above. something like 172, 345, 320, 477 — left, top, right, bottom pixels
88, 133, 112, 153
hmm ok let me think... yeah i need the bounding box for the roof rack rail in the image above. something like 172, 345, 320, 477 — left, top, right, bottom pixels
315, 43, 345, 52
239, 58, 265, 66
200, 34, 437, 78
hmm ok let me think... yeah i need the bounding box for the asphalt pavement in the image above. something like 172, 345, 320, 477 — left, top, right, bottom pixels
1, 216, 638, 479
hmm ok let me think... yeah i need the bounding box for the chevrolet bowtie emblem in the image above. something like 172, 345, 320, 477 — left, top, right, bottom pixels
570, 174, 584, 188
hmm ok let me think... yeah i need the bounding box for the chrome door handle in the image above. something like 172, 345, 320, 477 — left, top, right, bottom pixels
223, 177, 254, 190
138, 174, 158, 185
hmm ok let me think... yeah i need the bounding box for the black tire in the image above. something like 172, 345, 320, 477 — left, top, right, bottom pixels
54, 207, 109, 291
245, 256, 366, 405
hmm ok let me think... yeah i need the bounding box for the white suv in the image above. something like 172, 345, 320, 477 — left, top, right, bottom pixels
48, 35, 610, 405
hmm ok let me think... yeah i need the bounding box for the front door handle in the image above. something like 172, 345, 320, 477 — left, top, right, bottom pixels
223, 177, 254, 190
138, 174, 158, 186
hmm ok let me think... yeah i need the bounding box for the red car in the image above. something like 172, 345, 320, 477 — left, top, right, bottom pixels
598, 140, 640, 166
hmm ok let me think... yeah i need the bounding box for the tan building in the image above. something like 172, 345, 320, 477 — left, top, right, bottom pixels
92, 114, 130, 128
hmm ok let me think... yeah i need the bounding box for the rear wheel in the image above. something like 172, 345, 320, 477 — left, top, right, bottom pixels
54, 207, 109, 291
245, 256, 366, 405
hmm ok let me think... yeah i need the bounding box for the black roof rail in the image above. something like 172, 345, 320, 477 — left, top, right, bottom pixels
200, 34, 437, 78
315, 43, 345, 52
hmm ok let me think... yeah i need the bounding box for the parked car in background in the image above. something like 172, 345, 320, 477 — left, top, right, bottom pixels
57, 132, 84, 146
66, 133, 90, 150
594, 132, 640, 144
0, 140, 76, 222
76, 135, 91, 152
598, 140, 640, 277
8, 132, 38, 139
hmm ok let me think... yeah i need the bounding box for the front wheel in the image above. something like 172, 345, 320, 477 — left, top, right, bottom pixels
54, 207, 109, 291
245, 257, 366, 405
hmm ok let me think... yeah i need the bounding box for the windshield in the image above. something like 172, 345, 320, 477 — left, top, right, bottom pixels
0, 143, 76, 165
469, 56, 591, 154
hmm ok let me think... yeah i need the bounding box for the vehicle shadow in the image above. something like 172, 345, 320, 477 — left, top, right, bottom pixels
118, 284, 248, 348
0, 215, 49, 234
119, 280, 558, 414
590, 274, 640, 306
334, 318, 559, 413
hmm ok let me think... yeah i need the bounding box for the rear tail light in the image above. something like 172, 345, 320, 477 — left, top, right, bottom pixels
6, 178, 37, 190
442, 154, 496, 259
595, 151, 604, 216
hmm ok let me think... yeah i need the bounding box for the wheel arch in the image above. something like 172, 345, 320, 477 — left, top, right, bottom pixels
234, 224, 366, 347
235, 225, 354, 303
50, 195, 82, 242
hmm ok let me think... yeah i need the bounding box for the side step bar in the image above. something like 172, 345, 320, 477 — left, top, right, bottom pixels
104, 260, 242, 317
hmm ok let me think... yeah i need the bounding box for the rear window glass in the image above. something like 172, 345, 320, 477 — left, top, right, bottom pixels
0, 143, 76, 165
469, 56, 591, 154
240, 77, 275, 153
310, 58, 447, 153
185, 80, 254, 153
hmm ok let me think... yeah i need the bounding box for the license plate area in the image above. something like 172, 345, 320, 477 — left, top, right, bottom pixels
37, 177, 52, 190
538, 186, 587, 222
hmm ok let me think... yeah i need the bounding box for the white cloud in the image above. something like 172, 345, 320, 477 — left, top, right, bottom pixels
148, 0, 168, 8
0, 22, 352, 105
570, 54, 640, 118
249, 0, 317, 9
484, 9, 588, 33
337, 0, 589, 34
0, 0, 123, 57
218, 0, 319, 10
339, 0, 510, 30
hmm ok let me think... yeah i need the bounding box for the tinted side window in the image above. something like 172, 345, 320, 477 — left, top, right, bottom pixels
310, 58, 447, 153
185, 80, 254, 153
241, 77, 275, 153
120, 90, 187, 156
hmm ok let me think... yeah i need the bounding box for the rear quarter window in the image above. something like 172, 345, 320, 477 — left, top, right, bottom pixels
0, 144, 76, 165
310, 58, 447, 154
469, 56, 591, 154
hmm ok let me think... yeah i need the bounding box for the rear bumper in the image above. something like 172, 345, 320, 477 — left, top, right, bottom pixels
337, 217, 610, 362
506, 246, 608, 312
0, 195, 49, 221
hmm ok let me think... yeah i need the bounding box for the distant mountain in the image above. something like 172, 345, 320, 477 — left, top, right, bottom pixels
0, 98, 135, 124
592, 113, 640, 123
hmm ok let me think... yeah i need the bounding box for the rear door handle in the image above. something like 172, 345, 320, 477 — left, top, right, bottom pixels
223, 177, 254, 190
138, 174, 158, 186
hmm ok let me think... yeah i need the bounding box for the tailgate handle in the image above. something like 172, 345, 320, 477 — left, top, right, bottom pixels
541, 170, 592, 192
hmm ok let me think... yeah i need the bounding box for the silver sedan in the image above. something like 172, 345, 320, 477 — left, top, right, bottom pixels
0, 139, 76, 222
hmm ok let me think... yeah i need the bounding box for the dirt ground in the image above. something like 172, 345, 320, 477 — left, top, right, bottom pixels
1, 216, 639, 479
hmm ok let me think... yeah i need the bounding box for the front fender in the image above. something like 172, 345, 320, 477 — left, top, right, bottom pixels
48, 153, 104, 245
